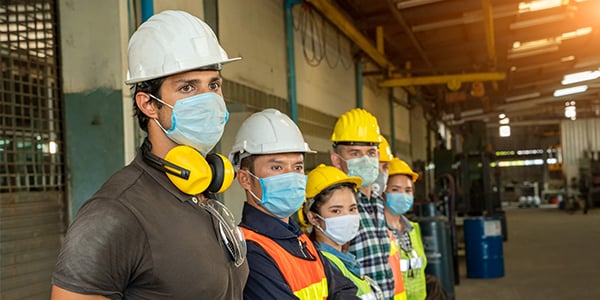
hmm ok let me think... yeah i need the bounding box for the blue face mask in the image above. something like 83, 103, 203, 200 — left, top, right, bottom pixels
247, 172, 307, 219
152, 92, 229, 155
385, 192, 414, 215
344, 155, 379, 188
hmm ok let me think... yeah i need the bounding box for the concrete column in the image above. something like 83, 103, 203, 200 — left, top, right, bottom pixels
59, 0, 130, 219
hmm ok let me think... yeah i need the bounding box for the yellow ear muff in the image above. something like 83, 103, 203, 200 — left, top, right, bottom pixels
205, 153, 235, 194
164, 145, 212, 195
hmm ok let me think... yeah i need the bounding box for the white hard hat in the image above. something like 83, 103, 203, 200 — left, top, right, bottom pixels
229, 109, 315, 167
125, 10, 241, 84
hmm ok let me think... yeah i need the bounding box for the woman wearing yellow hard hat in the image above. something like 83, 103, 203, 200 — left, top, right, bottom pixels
384, 158, 430, 300
303, 164, 384, 300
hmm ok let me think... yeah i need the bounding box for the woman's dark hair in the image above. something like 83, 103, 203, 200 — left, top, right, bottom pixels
132, 77, 166, 132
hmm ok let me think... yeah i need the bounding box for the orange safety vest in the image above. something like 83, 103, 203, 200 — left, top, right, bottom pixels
241, 228, 328, 300
388, 231, 408, 300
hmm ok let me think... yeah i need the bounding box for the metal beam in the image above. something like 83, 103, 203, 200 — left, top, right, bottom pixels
386, 0, 434, 70
306, 0, 395, 72
481, 0, 496, 70
378, 72, 506, 87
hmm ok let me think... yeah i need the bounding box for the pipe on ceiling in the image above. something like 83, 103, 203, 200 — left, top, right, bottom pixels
284, 0, 302, 123
141, 0, 153, 22
356, 61, 363, 108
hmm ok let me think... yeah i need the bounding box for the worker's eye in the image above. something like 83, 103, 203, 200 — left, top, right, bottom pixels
208, 80, 222, 91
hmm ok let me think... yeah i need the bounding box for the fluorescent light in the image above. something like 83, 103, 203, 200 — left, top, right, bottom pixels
510, 14, 566, 30
512, 38, 557, 51
562, 70, 600, 85
499, 125, 511, 137
508, 45, 559, 59
561, 27, 592, 41
519, 0, 562, 13
554, 85, 588, 97
561, 55, 575, 62
499, 117, 510, 125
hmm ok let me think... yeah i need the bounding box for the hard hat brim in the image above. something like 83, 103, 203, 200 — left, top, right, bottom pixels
305, 175, 362, 200
125, 57, 242, 85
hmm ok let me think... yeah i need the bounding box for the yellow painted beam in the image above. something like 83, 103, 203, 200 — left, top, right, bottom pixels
378, 72, 506, 87
306, 0, 394, 72
376, 26, 384, 54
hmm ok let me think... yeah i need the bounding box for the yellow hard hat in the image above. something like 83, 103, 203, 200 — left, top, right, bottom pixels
378, 135, 393, 162
305, 164, 362, 200
331, 108, 381, 145
388, 158, 419, 182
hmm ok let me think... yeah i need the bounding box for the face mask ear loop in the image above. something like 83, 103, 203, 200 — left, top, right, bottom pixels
314, 214, 327, 230
148, 93, 174, 109
247, 189, 262, 205
153, 118, 169, 134
313, 215, 326, 235
243, 170, 263, 205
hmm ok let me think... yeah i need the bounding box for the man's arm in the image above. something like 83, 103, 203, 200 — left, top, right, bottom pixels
51, 286, 108, 300
51, 199, 144, 299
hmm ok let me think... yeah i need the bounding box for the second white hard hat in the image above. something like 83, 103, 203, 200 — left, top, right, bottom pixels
229, 109, 315, 167
125, 10, 241, 84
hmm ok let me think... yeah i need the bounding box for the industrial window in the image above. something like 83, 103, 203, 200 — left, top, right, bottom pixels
1, 0, 63, 193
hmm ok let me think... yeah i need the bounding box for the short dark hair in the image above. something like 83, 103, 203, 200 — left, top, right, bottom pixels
240, 155, 260, 174
132, 77, 166, 132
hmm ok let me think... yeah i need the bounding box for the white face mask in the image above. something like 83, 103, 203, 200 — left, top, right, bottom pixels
315, 214, 361, 246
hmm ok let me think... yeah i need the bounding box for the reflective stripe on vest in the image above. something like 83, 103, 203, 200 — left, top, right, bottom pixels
388, 231, 408, 300
241, 228, 328, 300
320, 250, 380, 300
400, 222, 428, 300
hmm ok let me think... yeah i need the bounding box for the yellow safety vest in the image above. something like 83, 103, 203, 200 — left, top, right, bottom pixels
320, 250, 382, 300
400, 221, 428, 300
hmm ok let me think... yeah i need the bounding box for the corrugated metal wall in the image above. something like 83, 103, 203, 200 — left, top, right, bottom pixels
1, 1, 64, 299
561, 119, 600, 183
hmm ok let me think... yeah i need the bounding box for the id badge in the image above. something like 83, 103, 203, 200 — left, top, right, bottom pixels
400, 259, 409, 272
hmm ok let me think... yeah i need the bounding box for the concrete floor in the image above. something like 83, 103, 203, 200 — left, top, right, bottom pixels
453, 206, 600, 300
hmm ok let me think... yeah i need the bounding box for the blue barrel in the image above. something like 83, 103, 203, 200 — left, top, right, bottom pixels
463, 217, 504, 278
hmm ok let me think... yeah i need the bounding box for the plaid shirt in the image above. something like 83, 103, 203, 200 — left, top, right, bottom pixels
348, 192, 395, 300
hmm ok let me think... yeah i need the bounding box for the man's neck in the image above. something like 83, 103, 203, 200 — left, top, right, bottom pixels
360, 185, 372, 198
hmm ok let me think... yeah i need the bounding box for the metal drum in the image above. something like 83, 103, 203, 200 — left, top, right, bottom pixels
463, 217, 505, 278
419, 216, 455, 300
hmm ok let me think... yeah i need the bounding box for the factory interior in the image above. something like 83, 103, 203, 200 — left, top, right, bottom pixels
2, 0, 600, 299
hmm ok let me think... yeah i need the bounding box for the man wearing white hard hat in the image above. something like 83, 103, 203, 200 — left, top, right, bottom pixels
51, 11, 248, 299
230, 108, 359, 299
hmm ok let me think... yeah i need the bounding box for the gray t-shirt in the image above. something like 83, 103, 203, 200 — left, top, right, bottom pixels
52, 150, 248, 299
